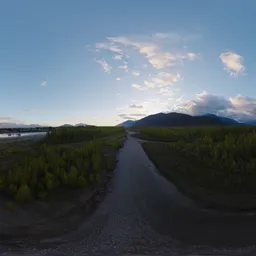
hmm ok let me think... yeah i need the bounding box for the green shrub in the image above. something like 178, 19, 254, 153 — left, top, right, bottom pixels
0, 127, 125, 203
14, 184, 32, 203
5, 201, 15, 210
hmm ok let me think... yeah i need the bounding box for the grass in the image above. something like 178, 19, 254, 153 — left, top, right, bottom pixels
0, 127, 126, 204
138, 126, 256, 210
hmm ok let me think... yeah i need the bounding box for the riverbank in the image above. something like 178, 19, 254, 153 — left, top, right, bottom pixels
0, 132, 46, 144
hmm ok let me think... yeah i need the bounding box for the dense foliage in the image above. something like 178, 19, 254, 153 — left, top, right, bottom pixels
0, 127, 125, 203
139, 126, 256, 194
45, 126, 125, 144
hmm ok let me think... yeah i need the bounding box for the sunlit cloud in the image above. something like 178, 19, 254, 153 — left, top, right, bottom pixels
94, 32, 199, 98
95, 42, 123, 54
107, 36, 199, 69
119, 113, 146, 120
158, 87, 176, 96
129, 104, 143, 109
96, 59, 112, 73
41, 80, 47, 86
119, 64, 128, 70
173, 91, 256, 122
113, 55, 122, 60
144, 71, 181, 88
131, 84, 148, 91
220, 51, 245, 76
131, 71, 140, 76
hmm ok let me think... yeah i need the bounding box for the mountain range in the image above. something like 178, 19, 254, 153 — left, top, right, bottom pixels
0, 123, 88, 129
117, 112, 256, 127
1, 113, 255, 129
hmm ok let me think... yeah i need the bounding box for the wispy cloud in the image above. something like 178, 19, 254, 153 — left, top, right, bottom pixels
158, 87, 176, 96
107, 36, 199, 69
113, 55, 122, 60
144, 71, 181, 88
131, 84, 148, 91
131, 71, 140, 76
95, 42, 122, 54
220, 51, 245, 76
41, 80, 47, 86
96, 59, 112, 73
0, 116, 22, 123
119, 113, 146, 120
23, 109, 36, 113
129, 104, 143, 109
94, 32, 199, 96
119, 64, 128, 70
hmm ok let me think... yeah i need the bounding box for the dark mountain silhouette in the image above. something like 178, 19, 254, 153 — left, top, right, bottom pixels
202, 114, 239, 125
134, 112, 238, 127
244, 120, 256, 125
116, 120, 135, 127
60, 124, 74, 127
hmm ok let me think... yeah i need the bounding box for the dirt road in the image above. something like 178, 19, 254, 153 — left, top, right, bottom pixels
1, 132, 256, 255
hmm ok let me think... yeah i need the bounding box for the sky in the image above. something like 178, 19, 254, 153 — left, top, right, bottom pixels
1, 0, 256, 126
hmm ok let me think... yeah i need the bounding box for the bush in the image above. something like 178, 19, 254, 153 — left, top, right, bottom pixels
5, 201, 15, 210
44, 126, 125, 144
0, 127, 125, 203
14, 184, 32, 203
139, 126, 256, 193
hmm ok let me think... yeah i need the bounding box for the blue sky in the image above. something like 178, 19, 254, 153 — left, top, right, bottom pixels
1, 0, 256, 126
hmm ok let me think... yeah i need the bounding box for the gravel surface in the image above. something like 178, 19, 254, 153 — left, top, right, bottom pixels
1, 132, 256, 255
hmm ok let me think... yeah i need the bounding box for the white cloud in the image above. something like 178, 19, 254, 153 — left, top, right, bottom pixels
158, 87, 175, 96
220, 51, 245, 76
155, 32, 179, 39
131, 71, 140, 76
23, 109, 36, 113
113, 55, 122, 60
95, 42, 123, 54
187, 52, 199, 60
176, 95, 185, 102
119, 64, 128, 70
174, 91, 256, 122
107, 36, 199, 69
129, 104, 143, 109
131, 84, 147, 91
116, 77, 121, 81
0, 116, 22, 123
144, 71, 181, 88
119, 113, 146, 120
96, 59, 112, 73
41, 80, 47, 86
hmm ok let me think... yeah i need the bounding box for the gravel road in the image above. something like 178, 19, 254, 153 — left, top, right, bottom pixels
1, 132, 256, 255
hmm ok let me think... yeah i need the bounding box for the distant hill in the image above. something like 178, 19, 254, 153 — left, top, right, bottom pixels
75, 123, 87, 127
244, 120, 256, 125
116, 120, 135, 127
134, 112, 238, 127
60, 124, 74, 127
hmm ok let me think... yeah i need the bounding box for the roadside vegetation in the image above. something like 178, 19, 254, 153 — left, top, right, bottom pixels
0, 127, 125, 204
136, 126, 256, 209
